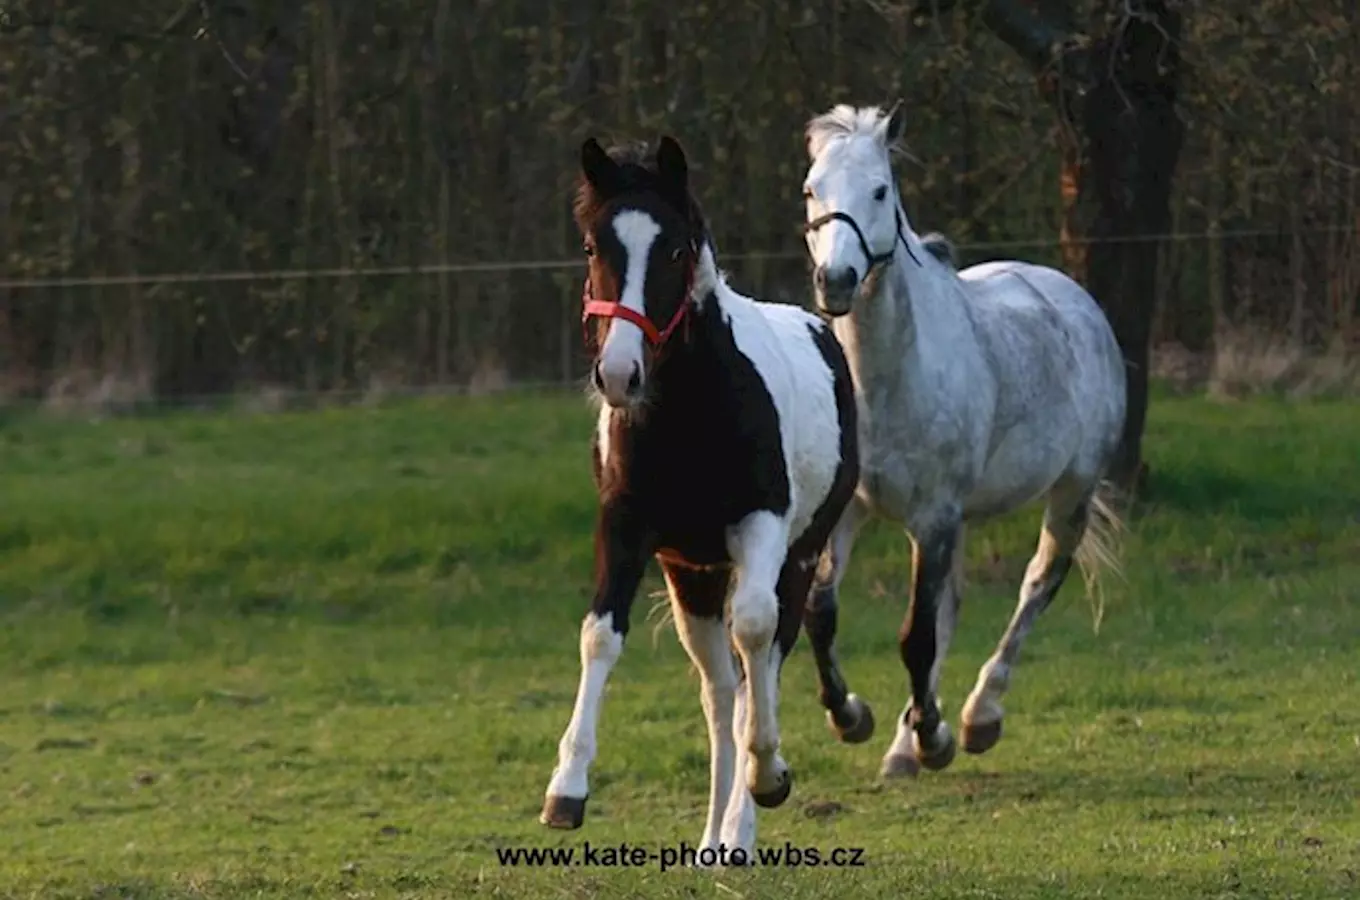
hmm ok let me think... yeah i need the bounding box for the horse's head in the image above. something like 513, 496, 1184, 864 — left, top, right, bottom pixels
575, 135, 702, 409
801, 102, 907, 316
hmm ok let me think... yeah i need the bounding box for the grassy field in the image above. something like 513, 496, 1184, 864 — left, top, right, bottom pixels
1, 387, 1358, 899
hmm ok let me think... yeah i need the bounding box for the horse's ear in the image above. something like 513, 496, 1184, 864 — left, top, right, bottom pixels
881, 100, 906, 146
656, 135, 689, 199
581, 137, 623, 196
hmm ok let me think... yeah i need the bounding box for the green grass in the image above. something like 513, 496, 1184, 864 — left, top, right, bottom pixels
1, 388, 1358, 899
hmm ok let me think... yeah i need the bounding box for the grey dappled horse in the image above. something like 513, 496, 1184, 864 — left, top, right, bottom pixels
798, 103, 1127, 779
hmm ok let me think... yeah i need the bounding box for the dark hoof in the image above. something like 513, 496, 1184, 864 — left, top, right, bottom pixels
962, 720, 1003, 755
752, 771, 793, 809
916, 729, 957, 772
828, 694, 875, 745
540, 794, 587, 829
879, 752, 920, 779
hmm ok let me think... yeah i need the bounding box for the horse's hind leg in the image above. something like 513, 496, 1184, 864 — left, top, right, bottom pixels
806, 497, 875, 744
659, 562, 737, 859
960, 481, 1091, 755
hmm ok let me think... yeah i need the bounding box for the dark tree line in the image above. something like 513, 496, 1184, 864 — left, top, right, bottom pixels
1, 1, 1356, 488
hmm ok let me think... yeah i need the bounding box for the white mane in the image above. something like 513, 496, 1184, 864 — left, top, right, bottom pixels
804, 104, 907, 161
690, 242, 726, 307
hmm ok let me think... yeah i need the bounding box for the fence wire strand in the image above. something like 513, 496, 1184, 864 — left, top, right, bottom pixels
1, 225, 1353, 291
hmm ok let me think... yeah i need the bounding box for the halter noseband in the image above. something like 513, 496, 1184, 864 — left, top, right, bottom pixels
802, 205, 921, 275
581, 242, 699, 350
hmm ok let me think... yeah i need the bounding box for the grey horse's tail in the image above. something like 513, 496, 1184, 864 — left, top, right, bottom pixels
919, 232, 958, 268
1074, 480, 1127, 634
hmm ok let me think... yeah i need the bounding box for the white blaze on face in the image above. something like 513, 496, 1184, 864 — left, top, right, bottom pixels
596, 210, 661, 405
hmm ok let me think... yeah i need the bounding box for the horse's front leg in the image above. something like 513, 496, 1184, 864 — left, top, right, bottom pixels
659, 562, 737, 858
882, 514, 965, 778
540, 500, 652, 829
726, 510, 796, 810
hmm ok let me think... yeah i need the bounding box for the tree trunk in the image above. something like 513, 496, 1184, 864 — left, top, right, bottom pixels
1054, 5, 1184, 493
966, 0, 1185, 497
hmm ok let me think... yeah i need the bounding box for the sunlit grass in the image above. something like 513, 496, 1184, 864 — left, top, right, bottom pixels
1, 388, 1357, 897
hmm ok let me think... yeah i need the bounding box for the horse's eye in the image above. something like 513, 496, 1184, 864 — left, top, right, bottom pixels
583, 242, 595, 257
671, 246, 684, 262
802, 186, 814, 201
873, 186, 888, 202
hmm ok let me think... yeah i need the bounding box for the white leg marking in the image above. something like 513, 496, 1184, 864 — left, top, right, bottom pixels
883, 702, 915, 768
596, 211, 660, 404
545, 612, 623, 801
726, 510, 790, 799
719, 680, 756, 860
671, 602, 738, 854
880, 699, 951, 775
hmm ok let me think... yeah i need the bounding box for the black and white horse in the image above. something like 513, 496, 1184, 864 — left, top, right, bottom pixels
539, 135, 859, 861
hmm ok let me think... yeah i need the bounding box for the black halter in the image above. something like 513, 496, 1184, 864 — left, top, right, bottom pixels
802, 205, 921, 276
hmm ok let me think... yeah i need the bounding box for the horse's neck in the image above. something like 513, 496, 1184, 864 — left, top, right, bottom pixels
833, 238, 973, 420
634, 294, 735, 424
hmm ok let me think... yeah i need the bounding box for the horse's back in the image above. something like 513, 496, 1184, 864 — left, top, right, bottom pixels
954, 259, 1126, 487
957, 260, 1122, 388
958, 261, 1111, 339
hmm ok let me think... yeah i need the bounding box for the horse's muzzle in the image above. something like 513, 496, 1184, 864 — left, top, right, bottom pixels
813, 264, 858, 317
814, 293, 853, 318
593, 358, 644, 408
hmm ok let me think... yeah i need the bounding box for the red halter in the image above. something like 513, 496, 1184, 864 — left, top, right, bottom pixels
581, 253, 696, 350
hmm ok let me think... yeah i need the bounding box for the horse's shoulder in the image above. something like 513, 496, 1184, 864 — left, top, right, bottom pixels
716, 293, 844, 417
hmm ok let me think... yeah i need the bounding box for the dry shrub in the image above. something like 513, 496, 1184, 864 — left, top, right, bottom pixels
467, 353, 511, 397
232, 383, 298, 414
40, 368, 154, 417
1150, 342, 1213, 393
1206, 327, 1360, 399
1149, 331, 1358, 399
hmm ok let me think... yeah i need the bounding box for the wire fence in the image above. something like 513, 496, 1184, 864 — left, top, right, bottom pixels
1, 225, 1356, 413
2, 225, 1354, 291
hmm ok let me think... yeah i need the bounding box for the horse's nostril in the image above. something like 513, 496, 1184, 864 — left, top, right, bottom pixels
834, 268, 858, 290
591, 362, 605, 392
626, 362, 642, 394
814, 266, 828, 290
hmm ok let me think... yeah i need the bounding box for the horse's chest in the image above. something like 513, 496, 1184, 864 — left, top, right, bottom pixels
856, 422, 959, 523
628, 427, 789, 565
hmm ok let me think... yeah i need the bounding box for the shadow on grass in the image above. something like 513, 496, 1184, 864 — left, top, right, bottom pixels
1137, 462, 1348, 525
